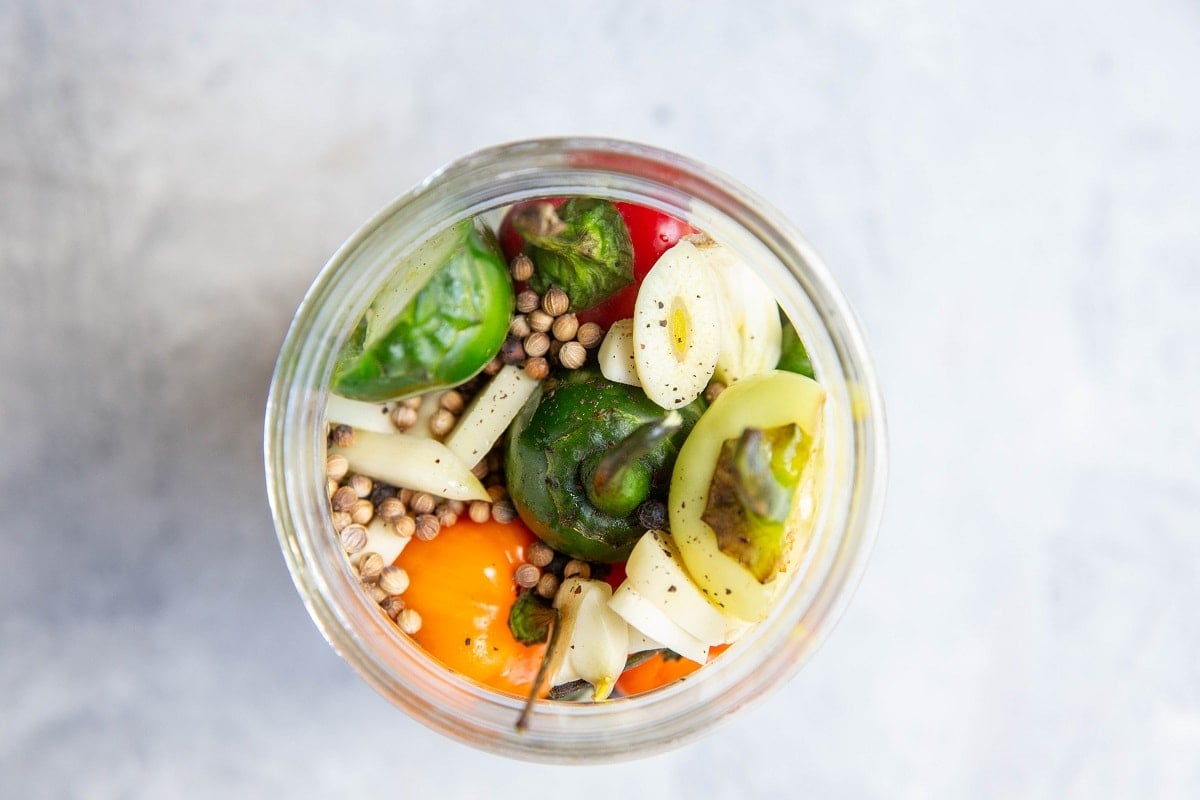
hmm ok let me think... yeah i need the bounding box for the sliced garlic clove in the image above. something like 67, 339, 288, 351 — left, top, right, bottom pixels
551, 578, 629, 700
632, 240, 721, 409
598, 318, 641, 386
608, 581, 710, 665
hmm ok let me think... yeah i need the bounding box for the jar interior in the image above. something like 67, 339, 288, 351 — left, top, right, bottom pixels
265, 139, 886, 762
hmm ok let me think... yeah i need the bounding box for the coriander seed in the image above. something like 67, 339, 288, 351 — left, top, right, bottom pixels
551, 313, 579, 342
330, 424, 354, 447
491, 500, 517, 524
514, 563, 541, 589
340, 524, 368, 554
439, 390, 465, 415
542, 286, 569, 316
468, 500, 491, 523
437, 508, 459, 528
563, 560, 591, 580
576, 322, 603, 348
535, 573, 560, 599
397, 608, 422, 635
510, 253, 534, 281
430, 408, 456, 437
509, 315, 531, 339
330, 510, 352, 531
410, 492, 436, 515
705, 382, 727, 403
558, 341, 587, 370
524, 357, 549, 380
483, 356, 503, 376
378, 565, 410, 596
393, 515, 416, 538
391, 404, 418, 430
331, 485, 358, 512
366, 582, 388, 603
528, 541, 555, 568
527, 309, 554, 332
378, 497, 406, 523
523, 331, 550, 358
470, 459, 489, 479
350, 498, 374, 525
402, 396, 422, 410
349, 474, 373, 498
358, 552, 384, 581
414, 514, 441, 541
380, 596, 406, 619
326, 453, 350, 481
486, 485, 508, 502
516, 289, 540, 314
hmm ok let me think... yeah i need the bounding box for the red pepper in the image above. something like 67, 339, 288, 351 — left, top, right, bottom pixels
499, 198, 695, 328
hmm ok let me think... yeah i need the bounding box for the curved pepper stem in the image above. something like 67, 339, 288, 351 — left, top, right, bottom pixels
584, 411, 683, 518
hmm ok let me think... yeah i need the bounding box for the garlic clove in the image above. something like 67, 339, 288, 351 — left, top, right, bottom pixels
597, 318, 641, 386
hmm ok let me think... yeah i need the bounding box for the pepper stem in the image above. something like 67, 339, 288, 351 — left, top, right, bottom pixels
584, 412, 683, 518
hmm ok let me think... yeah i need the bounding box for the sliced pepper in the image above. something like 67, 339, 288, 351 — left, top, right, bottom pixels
670, 370, 825, 622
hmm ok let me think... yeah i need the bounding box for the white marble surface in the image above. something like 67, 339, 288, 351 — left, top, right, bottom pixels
3, 0, 1198, 797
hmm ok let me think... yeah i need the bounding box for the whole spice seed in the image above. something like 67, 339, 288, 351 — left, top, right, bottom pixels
366, 582, 389, 603
378, 497, 406, 523
402, 396, 423, 410
542, 286, 570, 316
523, 331, 550, 358
576, 322, 603, 348
378, 566, 410, 596
326, 478, 338, 499
367, 482, 396, 507
551, 313, 579, 342
447, 499, 466, 515
524, 357, 549, 380
330, 510, 352, 531
350, 498, 375, 526
500, 337, 525, 364
330, 424, 354, 447
527, 541, 555, 568
349, 474, 373, 498
393, 515, 416, 538
437, 508, 459, 528
410, 492, 436, 515
439, 390, 465, 415
535, 572, 560, 599
563, 559, 591, 580
358, 552, 384, 581
326, 453, 350, 481
516, 289, 540, 314
340, 524, 368, 554
510, 253, 534, 281
509, 315, 531, 339
486, 485, 508, 502
491, 500, 517, 524
704, 382, 727, 403
468, 500, 491, 523
414, 514, 441, 541
430, 408, 456, 438
637, 499, 668, 531
380, 596, 406, 618
331, 485, 359, 512
558, 341, 587, 370
483, 356, 503, 376
470, 459, 489, 479
527, 309, 554, 333
391, 404, 418, 430
398, 488, 414, 505
514, 563, 541, 589
397, 608, 423, 635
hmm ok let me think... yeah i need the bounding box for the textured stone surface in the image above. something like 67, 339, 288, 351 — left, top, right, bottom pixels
3, 0, 1198, 797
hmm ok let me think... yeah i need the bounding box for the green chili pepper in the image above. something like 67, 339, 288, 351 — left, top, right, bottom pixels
776, 311, 815, 380
512, 198, 634, 312
332, 220, 513, 402
505, 368, 703, 562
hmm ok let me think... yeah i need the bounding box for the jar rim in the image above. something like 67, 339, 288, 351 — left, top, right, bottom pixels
265, 137, 887, 763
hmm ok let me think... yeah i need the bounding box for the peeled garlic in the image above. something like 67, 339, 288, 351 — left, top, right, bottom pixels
632, 240, 721, 409
550, 578, 629, 700
597, 318, 641, 386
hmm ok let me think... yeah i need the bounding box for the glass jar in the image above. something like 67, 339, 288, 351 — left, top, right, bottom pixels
264, 138, 887, 763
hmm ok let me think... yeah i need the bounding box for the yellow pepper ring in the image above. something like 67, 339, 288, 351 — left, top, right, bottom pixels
669, 370, 825, 622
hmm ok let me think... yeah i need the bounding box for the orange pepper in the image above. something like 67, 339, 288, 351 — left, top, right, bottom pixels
394, 517, 546, 697
616, 644, 730, 697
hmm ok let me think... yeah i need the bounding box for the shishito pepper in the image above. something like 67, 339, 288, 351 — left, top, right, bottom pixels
670, 370, 825, 622
506, 368, 703, 562
332, 219, 513, 401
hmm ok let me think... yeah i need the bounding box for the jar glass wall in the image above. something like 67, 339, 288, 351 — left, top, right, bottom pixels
264, 138, 887, 763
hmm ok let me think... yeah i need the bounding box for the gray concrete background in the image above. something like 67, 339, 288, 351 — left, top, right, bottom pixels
3, 0, 1198, 797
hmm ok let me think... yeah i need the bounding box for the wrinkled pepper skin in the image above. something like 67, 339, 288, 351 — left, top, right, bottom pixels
505, 368, 703, 563
333, 221, 513, 401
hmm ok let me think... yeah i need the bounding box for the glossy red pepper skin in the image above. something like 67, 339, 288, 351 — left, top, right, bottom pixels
499, 199, 695, 328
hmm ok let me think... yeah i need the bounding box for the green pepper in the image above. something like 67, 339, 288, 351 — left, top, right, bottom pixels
776, 311, 815, 380
505, 368, 703, 562
512, 198, 634, 312
332, 219, 513, 401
